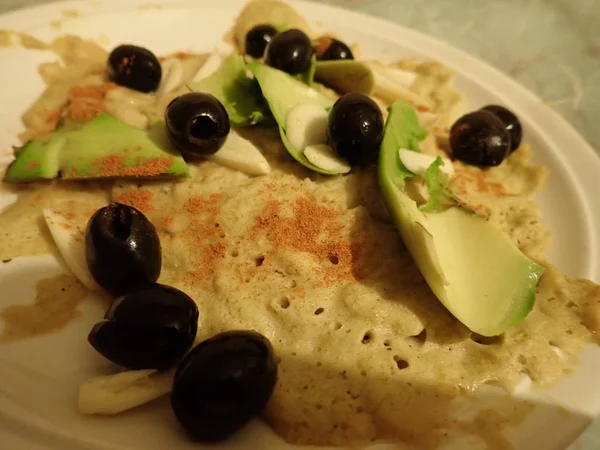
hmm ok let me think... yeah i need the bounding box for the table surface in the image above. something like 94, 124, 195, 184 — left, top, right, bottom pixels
1, 0, 599, 449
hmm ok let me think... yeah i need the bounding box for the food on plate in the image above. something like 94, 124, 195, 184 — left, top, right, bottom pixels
244, 24, 278, 58
315, 36, 354, 61
85, 203, 161, 297
107, 44, 162, 93
379, 101, 545, 336
1, 0, 600, 449
450, 110, 512, 167
89, 283, 199, 370
327, 92, 384, 166
171, 330, 278, 442
481, 104, 523, 151
313, 59, 375, 95
264, 28, 313, 75
165, 92, 231, 159
5, 113, 189, 181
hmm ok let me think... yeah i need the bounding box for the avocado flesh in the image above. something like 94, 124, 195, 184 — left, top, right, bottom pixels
188, 54, 267, 126
4, 114, 188, 182
378, 101, 545, 336
60, 113, 188, 179
249, 61, 337, 175
314, 60, 375, 95
4, 133, 66, 182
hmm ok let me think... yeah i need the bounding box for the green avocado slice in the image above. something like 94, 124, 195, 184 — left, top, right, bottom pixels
188, 54, 267, 126
4, 114, 188, 182
314, 60, 375, 95
378, 100, 545, 336
249, 61, 337, 175
60, 113, 188, 179
4, 133, 67, 182
297, 54, 317, 86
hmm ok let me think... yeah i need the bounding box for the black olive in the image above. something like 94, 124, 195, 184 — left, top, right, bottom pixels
450, 110, 511, 167
107, 44, 162, 93
327, 92, 384, 166
165, 93, 230, 160
88, 284, 198, 370
85, 203, 161, 297
315, 37, 354, 61
264, 29, 313, 75
481, 105, 522, 152
245, 24, 278, 58
171, 330, 278, 442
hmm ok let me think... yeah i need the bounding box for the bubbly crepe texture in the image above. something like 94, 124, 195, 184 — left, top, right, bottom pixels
1, 3, 600, 449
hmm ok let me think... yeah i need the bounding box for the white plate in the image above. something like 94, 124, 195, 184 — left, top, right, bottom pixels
0, 1, 600, 449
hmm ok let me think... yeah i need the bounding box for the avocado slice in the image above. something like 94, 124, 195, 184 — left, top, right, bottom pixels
188, 54, 267, 126
249, 61, 337, 175
60, 113, 188, 179
379, 101, 545, 336
314, 60, 375, 95
297, 54, 317, 86
4, 132, 67, 182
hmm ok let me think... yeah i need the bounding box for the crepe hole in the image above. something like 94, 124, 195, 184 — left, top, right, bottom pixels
470, 333, 504, 345
316, 361, 322, 367
360, 370, 367, 377
2, 259, 12, 263
279, 297, 290, 309
518, 354, 527, 365
566, 301, 577, 308
566, 329, 573, 335
219, 232, 226, 238
361, 331, 373, 344
314, 307, 325, 316
255, 256, 265, 267
231, 249, 239, 257
383, 339, 391, 347
393, 356, 409, 370
290, 280, 297, 288
315, 404, 323, 410
356, 406, 364, 413
332, 321, 342, 330
411, 328, 427, 344
328, 253, 339, 265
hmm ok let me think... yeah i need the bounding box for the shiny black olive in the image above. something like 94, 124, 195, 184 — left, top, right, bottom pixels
327, 92, 384, 166
481, 105, 522, 152
171, 330, 278, 442
85, 203, 161, 297
107, 44, 162, 93
450, 110, 511, 167
315, 37, 354, 61
264, 29, 313, 75
245, 24, 278, 58
165, 93, 230, 160
88, 284, 198, 370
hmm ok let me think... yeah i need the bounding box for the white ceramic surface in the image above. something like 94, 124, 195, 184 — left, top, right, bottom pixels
1, 1, 600, 449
